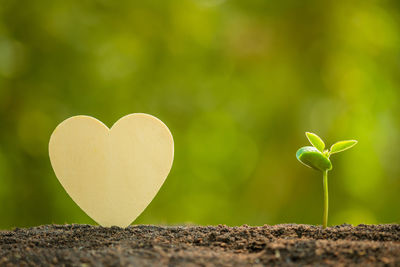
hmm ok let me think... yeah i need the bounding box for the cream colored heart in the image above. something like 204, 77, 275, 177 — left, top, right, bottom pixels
49, 113, 174, 227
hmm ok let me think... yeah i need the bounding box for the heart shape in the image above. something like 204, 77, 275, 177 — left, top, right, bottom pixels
49, 113, 174, 227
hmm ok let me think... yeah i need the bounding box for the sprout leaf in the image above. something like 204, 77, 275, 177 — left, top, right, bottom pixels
330, 140, 358, 155
305, 132, 325, 152
296, 146, 332, 172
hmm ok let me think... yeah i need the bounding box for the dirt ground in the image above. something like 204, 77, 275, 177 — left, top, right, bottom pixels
0, 224, 399, 266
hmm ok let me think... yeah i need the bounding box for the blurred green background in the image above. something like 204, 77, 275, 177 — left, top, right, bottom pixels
0, 0, 399, 229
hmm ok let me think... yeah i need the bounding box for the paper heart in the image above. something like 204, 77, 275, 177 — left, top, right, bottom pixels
49, 113, 174, 227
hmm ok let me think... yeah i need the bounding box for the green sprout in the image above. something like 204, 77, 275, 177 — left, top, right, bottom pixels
296, 132, 357, 228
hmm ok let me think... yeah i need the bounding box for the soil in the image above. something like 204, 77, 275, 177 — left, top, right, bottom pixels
0, 224, 399, 266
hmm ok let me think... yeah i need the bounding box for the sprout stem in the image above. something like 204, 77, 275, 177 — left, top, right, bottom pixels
322, 170, 329, 228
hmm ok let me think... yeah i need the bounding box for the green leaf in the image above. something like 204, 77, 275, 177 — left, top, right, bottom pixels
305, 132, 325, 152
330, 140, 358, 154
296, 146, 332, 172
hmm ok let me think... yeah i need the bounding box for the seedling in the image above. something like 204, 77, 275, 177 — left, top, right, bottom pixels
296, 132, 357, 228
